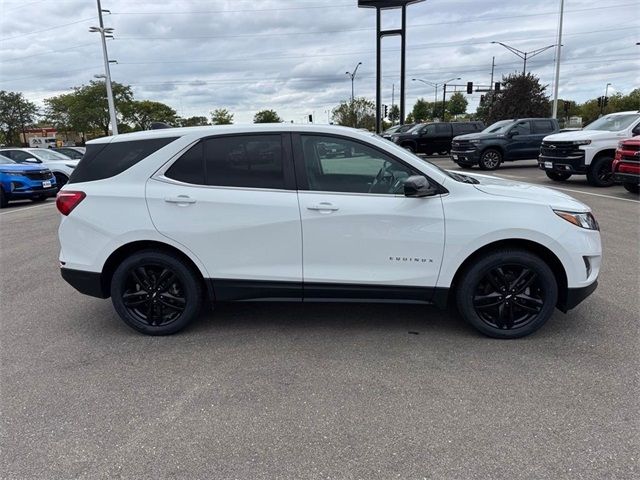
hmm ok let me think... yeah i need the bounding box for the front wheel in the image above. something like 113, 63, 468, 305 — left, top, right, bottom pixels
111, 250, 203, 335
402, 144, 415, 153
456, 249, 558, 339
545, 171, 572, 182
623, 183, 639, 194
586, 156, 614, 187
478, 149, 502, 170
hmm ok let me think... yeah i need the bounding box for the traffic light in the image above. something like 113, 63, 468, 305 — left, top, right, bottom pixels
494, 82, 501, 92
597, 97, 602, 107
480, 95, 485, 105
603, 96, 609, 107
466, 82, 473, 94
563, 101, 570, 115
308, 114, 313, 123
383, 104, 388, 118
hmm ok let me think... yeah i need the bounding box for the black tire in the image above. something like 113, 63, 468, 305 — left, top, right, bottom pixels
623, 183, 639, 194
455, 249, 558, 339
456, 163, 473, 170
403, 144, 416, 153
478, 149, 502, 170
0, 188, 7, 208
586, 156, 615, 187
111, 250, 203, 335
31, 195, 47, 202
545, 171, 572, 182
54, 172, 69, 189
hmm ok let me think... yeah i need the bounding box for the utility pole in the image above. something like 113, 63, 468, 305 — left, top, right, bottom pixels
490, 56, 495, 87
345, 62, 362, 104
551, 0, 564, 119
90, 0, 118, 135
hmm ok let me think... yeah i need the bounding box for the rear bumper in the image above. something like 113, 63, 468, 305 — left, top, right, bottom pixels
558, 280, 598, 313
60, 267, 108, 298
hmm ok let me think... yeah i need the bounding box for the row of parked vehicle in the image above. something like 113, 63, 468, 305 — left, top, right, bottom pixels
0, 147, 84, 208
382, 111, 640, 192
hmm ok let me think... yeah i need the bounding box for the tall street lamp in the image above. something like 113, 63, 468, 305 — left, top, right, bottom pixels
441, 77, 461, 121
90, 0, 118, 135
491, 41, 557, 75
345, 62, 363, 103
412, 78, 440, 111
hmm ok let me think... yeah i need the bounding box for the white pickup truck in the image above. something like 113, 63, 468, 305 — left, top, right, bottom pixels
538, 111, 640, 187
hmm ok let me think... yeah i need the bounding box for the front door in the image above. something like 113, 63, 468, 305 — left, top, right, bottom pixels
293, 133, 445, 301
146, 133, 302, 300
506, 120, 534, 159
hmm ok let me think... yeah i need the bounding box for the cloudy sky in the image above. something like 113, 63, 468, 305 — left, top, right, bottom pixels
1, 0, 638, 124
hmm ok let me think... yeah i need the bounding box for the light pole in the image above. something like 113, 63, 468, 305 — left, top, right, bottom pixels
345, 62, 362, 103
412, 78, 440, 112
90, 0, 118, 135
551, 0, 564, 119
441, 77, 461, 121
601, 82, 612, 114
491, 41, 557, 75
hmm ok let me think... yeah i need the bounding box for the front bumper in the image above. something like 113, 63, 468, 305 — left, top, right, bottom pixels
613, 172, 640, 185
538, 154, 588, 174
558, 280, 598, 312
450, 149, 480, 164
8, 185, 58, 199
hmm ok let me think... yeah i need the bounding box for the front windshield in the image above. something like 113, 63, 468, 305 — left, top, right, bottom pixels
30, 149, 69, 161
0, 156, 15, 164
384, 125, 401, 134
482, 120, 513, 133
407, 124, 425, 133
584, 113, 639, 132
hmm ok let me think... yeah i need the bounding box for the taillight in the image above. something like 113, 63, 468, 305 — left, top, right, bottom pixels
56, 191, 86, 216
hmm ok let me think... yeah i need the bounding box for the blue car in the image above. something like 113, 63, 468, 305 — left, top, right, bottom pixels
0, 154, 57, 208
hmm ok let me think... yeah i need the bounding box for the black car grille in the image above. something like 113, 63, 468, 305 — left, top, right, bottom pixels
24, 170, 53, 180
540, 141, 583, 158
621, 154, 640, 163
452, 141, 475, 150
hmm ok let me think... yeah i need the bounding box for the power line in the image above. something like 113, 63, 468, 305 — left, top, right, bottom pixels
110, 4, 354, 15
0, 17, 97, 41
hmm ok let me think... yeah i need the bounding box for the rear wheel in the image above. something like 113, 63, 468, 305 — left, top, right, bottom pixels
456, 249, 558, 339
403, 144, 416, 153
586, 156, 614, 187
545, 171, 572, 182
0, 188, 7, 208
111, 250, 203, 335
54, 173, 69, 189
478, 149, 502, 170
623, 183, 639, 194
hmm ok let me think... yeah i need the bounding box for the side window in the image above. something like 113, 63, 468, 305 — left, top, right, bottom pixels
512, 121, 531, 135
165, 142, 205, 185
436, 124, 450, 134
452, 124, 464, 135
533, 120, 554, 134
301, 135, 416, 194
421, 124, 436, 135
8, 150, 34, 162
204, 135, 285, 189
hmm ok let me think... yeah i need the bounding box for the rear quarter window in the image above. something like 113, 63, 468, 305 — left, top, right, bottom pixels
69, 137, 178, 183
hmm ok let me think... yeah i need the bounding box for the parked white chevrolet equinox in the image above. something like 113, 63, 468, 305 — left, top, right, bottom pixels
57, 125, 601, 338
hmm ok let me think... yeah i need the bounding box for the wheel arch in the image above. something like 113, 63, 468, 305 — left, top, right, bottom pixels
591, 148, 616, 164
479, 144, 505, 158
445, 238, 568, 310
100, 240, 212, 301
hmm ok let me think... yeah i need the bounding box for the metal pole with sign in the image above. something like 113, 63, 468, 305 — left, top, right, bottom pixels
358, 0, 425, 133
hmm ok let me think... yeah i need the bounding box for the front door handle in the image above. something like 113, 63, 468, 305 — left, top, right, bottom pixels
164, 195, 196, 205
307, 202, 339, 212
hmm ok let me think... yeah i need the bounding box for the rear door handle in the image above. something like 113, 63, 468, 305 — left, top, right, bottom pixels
307, 202, 339, 212
164, 195, 196, 205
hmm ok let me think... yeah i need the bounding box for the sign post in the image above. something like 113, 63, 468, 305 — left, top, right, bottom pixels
358, 0, 425, 133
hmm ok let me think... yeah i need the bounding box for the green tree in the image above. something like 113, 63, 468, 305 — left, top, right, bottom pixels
122, 100, 177, 131
331, 98, 375, 130
388, 104, 400, 124
177, 116, 210, 127
211, 108, 234, 125
476, 73, 549, 124
43, 93, 76, 140
0, 91, 38, 146
405, 112, 414, 123
447, 92, 468, 118
253, 109, 282, 123
70, 80, 133, 136
411, 98, 432, 122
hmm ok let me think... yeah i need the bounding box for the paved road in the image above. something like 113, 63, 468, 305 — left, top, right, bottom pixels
1, 161, 638, 479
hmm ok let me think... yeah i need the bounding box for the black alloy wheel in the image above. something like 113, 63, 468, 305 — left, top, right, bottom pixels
586, 156, 615, 187
111, 250, 202, 335
478, 149, 502, 170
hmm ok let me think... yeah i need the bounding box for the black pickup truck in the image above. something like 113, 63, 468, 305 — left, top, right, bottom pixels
389, 121, 484, 155
450, 118, 560, 170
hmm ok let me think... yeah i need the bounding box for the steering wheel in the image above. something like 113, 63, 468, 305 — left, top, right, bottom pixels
368, 162, 396, 193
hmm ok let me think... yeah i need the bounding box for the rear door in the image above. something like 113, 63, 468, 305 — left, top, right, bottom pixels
293, 133, 445, 300
434, 123, 453, 153
146, 133, 303, 300
531, 120, 556, 154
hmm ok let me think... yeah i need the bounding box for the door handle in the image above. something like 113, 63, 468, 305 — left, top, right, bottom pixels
307, 202, 339, 212
164, 195, 196, 205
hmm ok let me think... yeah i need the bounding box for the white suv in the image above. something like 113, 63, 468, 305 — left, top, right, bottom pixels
57, 125, 601, 338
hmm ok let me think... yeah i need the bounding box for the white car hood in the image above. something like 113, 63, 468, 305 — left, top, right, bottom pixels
464, 173, 589, 211
543, 129, 623, 142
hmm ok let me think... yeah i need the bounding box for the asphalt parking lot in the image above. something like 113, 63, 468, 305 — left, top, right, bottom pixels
1, 158, 638, 479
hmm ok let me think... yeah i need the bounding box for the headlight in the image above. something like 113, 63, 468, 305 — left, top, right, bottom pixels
554, 209, 599, 230
618, 141, 625, 149
65, 164, 76, 169
573, 140, 591, 145
469, 139, 481, 144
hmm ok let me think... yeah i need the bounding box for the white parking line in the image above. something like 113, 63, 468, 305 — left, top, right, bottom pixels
497, 174, 640, 204
0, 202, 56, 216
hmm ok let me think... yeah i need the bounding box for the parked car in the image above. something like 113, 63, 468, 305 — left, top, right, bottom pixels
0, 148, 78, 187
57, 124, 600, 339
0, 155, 57, 208
539, 111, 640, 187
52, 146, 85, 160
390, 121, 484, 155
380, 123, 415, 139
450, 118, 559, 170
613, 138, 640, 194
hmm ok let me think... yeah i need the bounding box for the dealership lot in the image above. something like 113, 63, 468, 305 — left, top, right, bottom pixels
1, 160, 638, 478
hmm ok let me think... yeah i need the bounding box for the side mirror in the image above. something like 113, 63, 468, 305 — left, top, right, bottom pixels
404, 175, 438, 197
508, 130, 519, 137
24, 158, 39, 163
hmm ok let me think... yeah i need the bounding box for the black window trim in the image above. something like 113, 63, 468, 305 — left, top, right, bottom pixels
291, 132, 447, 196
155, 132, 297, 192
